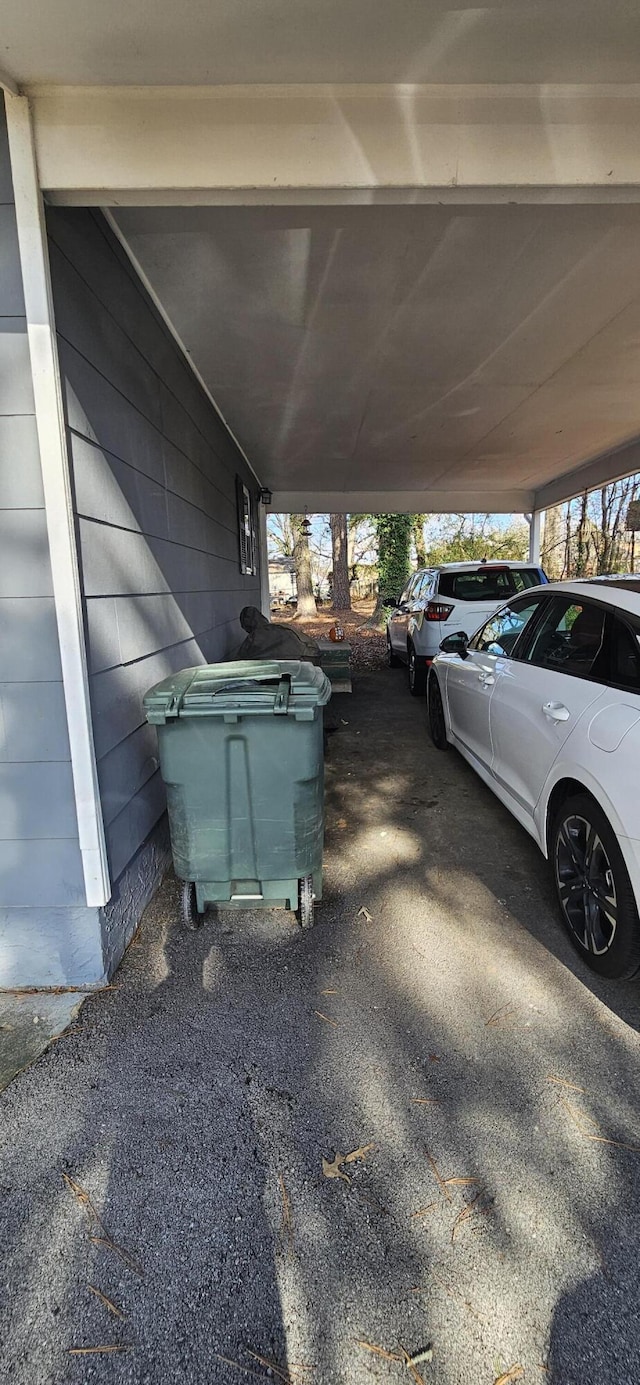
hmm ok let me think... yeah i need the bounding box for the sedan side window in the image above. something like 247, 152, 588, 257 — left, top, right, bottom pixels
470, 598, 543, 657
524, 597, 606, 680
609, 615, 640, 693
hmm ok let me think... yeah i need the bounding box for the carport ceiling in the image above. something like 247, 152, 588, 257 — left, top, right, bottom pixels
2, 0, 640, 86
114, 203, 640, 510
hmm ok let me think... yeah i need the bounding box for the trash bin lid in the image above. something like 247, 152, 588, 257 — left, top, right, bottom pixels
144, 660, 331, 723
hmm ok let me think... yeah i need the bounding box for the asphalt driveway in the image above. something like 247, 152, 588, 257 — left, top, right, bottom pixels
2, 667, 640, 1385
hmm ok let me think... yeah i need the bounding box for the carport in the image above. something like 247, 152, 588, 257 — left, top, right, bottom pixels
3, 2, 640, 987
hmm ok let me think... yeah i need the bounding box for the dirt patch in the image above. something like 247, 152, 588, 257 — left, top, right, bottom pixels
287, 601, 387, 673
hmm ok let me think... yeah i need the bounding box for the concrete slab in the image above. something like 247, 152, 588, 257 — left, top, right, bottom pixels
0, 991, 87, 1091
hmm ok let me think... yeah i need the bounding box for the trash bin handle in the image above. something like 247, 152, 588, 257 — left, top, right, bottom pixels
273, 673, 291, 714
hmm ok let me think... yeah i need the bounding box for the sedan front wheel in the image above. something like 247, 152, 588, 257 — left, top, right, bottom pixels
551, 793, 640, 979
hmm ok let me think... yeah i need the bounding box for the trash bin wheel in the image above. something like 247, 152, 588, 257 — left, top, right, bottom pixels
298, 875, 315, 929
181, 879, 205, 931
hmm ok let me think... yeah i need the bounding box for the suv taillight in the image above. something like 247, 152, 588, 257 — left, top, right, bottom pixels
425, 601, 454, 621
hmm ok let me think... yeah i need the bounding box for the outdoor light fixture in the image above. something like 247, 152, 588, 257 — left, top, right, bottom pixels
300, 507, 312, 537
258, 488, 272, 506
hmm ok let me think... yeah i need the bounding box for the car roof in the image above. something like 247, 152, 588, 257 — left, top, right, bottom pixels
416, 560, 541, 575
540, 578, 640, 617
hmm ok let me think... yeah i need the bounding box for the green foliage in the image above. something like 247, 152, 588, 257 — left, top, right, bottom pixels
373, 514, 413, 603
426, 517, 528, 567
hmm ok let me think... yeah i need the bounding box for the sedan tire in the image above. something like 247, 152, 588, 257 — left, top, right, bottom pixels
427, 670, 449, 751
551, 792, 640, 979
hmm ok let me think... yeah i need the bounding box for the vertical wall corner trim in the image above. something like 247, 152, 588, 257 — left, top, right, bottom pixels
5, 92, 110, 908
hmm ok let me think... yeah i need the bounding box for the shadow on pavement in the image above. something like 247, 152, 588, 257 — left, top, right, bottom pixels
1, 668, 640, 1382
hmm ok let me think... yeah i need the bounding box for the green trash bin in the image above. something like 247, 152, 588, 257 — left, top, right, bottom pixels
144, 660, 332, 930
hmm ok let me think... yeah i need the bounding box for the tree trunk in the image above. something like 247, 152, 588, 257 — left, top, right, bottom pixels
330, 513, 351, 610
367, 514, 413, 624
292, 516, 317, 617
541, 504, 565, 579
575, 491, 589, 576
563, 502, 573, 577
413, 515, 427, 567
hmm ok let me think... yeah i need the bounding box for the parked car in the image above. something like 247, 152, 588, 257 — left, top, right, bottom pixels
427, 577, 640, 978
387, 560, 548, 695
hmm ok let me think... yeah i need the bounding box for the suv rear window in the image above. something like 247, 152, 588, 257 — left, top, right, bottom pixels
436, 567, 543, 602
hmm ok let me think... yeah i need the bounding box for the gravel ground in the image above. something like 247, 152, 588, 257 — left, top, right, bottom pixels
2, 668, 640, 1384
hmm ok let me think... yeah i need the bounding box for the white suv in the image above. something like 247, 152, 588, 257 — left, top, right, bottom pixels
387, 561, 548, 695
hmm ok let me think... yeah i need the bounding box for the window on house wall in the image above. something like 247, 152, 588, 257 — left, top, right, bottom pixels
237, 477, 258, 576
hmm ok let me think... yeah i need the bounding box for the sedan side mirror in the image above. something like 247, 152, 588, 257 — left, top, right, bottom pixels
440, 630, 469, 657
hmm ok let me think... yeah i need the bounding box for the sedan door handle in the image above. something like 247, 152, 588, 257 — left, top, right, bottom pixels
478, 672, 495, 686
542, 701, 570, 722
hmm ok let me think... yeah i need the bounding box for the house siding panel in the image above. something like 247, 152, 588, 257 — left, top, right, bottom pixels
0, 97, 85, 972
47, 206, 262, 896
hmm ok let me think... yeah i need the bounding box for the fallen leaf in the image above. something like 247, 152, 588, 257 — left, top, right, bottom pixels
322, 1154, 350, 1183
425, 1150, 452, 1203
62, 1173, 107, 1234
86, 1285, 124, 1319
247, 1348, 298, 1384
356, 1340, 403, 1364
357, 907, 373, 923
68, 1346, 131, 1355
64, 1174, 143, 1275
336, 818, 348, 830
486, 1003, 518, 1028
559, 1096, 640, 1152
344, 1143, 376, 1164
546, 1075, 586, 1093
89, 1236, 144, 1277
494, 1367, 524, 1385
430, 1272, 485, 1324
320, 988, 339, 995
314, 1010, 340, 1028
411, 1098, 440, 1106
451, 1191, 482, 1241
411, 1202, 438, 1218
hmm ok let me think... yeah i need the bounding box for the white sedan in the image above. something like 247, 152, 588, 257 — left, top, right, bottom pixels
427, 579, 640, 979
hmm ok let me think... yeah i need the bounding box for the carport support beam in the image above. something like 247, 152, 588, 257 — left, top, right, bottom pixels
258, 501, 270, 617
528, 509, 543, 566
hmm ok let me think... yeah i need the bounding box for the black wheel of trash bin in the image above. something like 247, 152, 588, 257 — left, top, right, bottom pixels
181, 879, 204, 931
298, 875, 314, 929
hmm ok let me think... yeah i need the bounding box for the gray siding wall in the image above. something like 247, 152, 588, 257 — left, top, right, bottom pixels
47, 208, 262, 889
0, 100, 91, 951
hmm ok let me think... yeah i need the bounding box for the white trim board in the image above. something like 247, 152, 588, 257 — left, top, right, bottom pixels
5, 92, 110, 909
